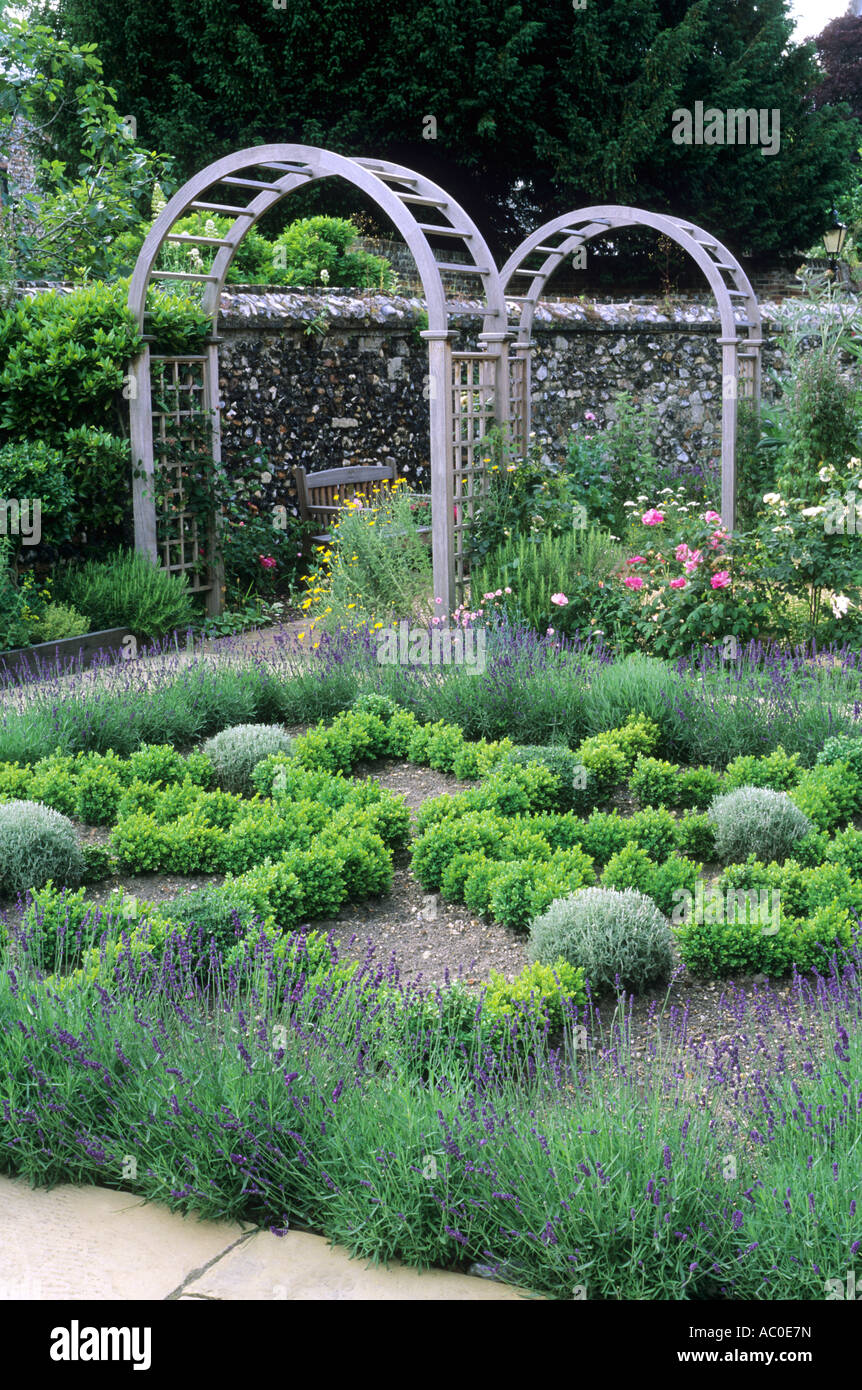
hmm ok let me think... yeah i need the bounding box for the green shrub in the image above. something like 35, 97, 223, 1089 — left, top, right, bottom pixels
162, 811, 224, 875
575, 809, 630, 866
601, 844, 701, 917
19, 881, 111, 971
625, 807, 679, 861
168, 884, 261, 957
462, 855, 500, 917
279, 845, 347, 920
110, 811, 171, 873
677, 766, 723, 810
484, 959, 587, 1029
790, 763, 862, 833
28, 601, 90, 643
424, 722, 466, 773
224, 924, 335, 983
824, 826, 862, 880
477, 763, 562, 816
628, 756, 680, 807
315, 824, 391, 901
74, 765, 122, 825
505, 744, 592, 811
202, 724, 295, 795
817, 735, 862, 779
709, 786, 812, 863
0, 439, 77, 560
471, 525, 623, 641
125, 743, 199, 787
673, 908, 795, 978
577, 713, 660, 791
80, 842, 115, 882
0, 801, 84, 896
724, 746, 801, 792
225, 858, 303, 930
272, 216, 393, 290
58, 549, 195, 641
27, 762, 78, 817
412, 811, 508, 891
487, 861, 553, 930
529, 886, 674, 995
675, 812, 717, 862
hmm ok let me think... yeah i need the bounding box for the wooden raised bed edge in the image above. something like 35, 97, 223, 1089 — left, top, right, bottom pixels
0, 627, 135, 681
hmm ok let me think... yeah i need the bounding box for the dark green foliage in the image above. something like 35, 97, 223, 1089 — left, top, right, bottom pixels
51, 0, 860, 263
57, 549, 196, 640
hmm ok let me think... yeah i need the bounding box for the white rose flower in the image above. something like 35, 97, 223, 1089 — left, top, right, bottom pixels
763, 492, 781, 506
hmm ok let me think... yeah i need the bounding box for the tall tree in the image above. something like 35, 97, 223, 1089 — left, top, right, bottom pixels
814, 15, 862, 124
42, 0, 860, 261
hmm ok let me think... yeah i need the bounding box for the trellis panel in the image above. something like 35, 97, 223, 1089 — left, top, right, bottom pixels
450, 352, 499, 597
150, 354, 221, 614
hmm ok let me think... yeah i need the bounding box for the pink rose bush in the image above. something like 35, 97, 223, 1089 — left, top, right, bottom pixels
613, 485, 766, 657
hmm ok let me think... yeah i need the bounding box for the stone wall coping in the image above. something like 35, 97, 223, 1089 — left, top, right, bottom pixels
13, 282, 860, 334
216, 287, 860, 333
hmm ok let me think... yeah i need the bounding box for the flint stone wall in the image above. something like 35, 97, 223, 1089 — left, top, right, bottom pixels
208, 287, 858, 514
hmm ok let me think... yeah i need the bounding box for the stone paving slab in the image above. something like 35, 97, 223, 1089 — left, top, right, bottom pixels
0, 1176, 249, 1300
181, 1229, 526, 1301
0, 1177, 527, 1301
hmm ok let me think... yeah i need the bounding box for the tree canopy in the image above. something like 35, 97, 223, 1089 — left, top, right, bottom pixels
37, 0, 862, 263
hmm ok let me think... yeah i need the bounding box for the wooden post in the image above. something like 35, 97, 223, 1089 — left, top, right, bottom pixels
425, 332, 455, 613
718, 337, 739, 534
205, 341, 225, 616
129, 345, 157, 561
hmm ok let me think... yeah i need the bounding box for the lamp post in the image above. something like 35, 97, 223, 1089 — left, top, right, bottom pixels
823, 208, 847, 282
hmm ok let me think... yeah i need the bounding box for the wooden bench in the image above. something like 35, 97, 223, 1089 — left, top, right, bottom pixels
293, 464, 431, 546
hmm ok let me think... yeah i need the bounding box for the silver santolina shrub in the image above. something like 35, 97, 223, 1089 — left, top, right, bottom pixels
201, 724, 295, 795
528, 885, 674, 995
0, 800, 84, 897
708, 786, 812, 864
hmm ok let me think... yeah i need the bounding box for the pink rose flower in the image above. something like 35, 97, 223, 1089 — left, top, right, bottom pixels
683, 549, 704, 574
669, 577, 687, 590
627, 555, 647, 565
675, 543, 691, 562
642, 509, 664, 526
623, 575, 644, 590
585, 411, 596, 421
711, 571, 731, 589
550, 592, 569, 606
259, 555, 276, 569
704, 510, 722, 524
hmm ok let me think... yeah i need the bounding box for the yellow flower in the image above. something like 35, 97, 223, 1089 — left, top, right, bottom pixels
372, 621, 384, 630
298, 632, 305, 640
347, 603, 356, 609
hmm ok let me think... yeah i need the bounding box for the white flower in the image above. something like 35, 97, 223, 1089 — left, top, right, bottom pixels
801, 506, 824, 518
848, 458, 861, 471
818, 466, 836, 484
763, 492, 781, 506
832, 594, 851, 618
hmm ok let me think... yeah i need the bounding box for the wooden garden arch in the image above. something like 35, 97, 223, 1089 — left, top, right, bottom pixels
127, 144, 509, 614
501, 207, 762, 531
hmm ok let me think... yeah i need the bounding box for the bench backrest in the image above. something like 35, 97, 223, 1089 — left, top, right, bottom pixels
294, 464, 398, 526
